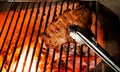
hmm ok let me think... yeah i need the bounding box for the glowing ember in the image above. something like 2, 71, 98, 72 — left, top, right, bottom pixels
0, 44, 45, 72
15, 44, 43, 72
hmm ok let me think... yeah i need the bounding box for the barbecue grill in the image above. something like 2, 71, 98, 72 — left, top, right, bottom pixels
0, 1, 120, 72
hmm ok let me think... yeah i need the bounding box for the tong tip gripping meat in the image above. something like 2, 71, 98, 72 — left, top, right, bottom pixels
68, 25, 95, 45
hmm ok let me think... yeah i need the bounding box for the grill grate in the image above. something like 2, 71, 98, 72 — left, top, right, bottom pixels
0, 1, 99, 72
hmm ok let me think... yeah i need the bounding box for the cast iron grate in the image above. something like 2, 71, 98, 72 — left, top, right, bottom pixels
0, 1, 98, 72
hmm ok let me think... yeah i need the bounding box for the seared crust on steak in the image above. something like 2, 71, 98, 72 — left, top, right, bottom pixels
43, 7, 91, 49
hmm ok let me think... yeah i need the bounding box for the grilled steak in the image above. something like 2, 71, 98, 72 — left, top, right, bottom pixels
43, 7, 91, 49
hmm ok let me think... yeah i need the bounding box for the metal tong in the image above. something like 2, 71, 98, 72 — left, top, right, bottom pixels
69, 25, 120, 72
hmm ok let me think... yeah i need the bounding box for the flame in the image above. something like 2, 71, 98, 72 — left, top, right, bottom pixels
15, 45, 39, 72
7, 43, 42, 72
16, 45, 30, 72
0, 40, 51, 72
15, 44, 48, 72
24, 46, 34, 72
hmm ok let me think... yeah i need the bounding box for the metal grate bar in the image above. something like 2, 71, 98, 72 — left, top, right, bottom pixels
22, 2, 39, 72
72, 0, 74, 10
72, 2, 76, 72
0, 3, 18, 53
80, 45, 83, 72
52, 2, 57, 22
0, 3, 20, 71
28, 2, 41, 72
66, 1, 69, 10
56, 2, 66, 71
50, 48, 56, 72
14, 2, 35, 71
59, 1, 64, 15
88, 47, 90, 72
7, 3, 29, 72
79, 1, 83, 7
44, 2, 52, 32
43, 2, 52, 71
50, 2, 58, 72
36, 39, 44, 72
0, 3, 13, 37
65, 43, 70, 72
64, 2, 70, 72
36, 2, 47, 72
58, 45, 63, 72
43, 48, 50, 72
72, 43, 77, 72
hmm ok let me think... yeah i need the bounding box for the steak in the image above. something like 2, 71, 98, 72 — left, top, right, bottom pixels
43, 7, 91, 49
